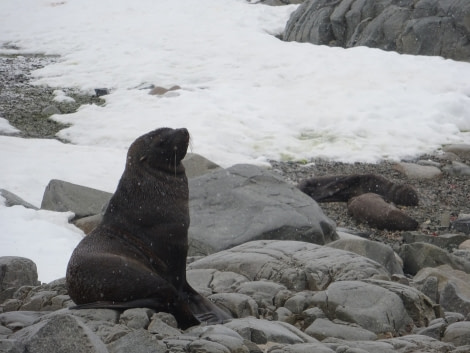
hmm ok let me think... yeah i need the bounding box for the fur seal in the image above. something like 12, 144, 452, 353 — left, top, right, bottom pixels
66, 127, 231, 329
347, 193, 419, 231
298, 174, 419, 206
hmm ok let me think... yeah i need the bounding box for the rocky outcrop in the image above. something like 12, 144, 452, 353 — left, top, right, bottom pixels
283, 0, 470, 62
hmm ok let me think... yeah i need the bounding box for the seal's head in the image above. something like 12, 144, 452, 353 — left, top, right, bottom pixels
127, 127, 190, 174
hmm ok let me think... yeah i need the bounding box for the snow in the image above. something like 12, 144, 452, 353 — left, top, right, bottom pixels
0, 0, 469, 283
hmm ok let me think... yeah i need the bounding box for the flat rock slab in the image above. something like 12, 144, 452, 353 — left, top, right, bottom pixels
188, 240, 390, 292
188, 164, 338, 256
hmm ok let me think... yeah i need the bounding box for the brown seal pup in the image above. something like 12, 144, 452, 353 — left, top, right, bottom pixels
347, 193, 419, 231
66, 127, 231, 329
298, 174, 419, 206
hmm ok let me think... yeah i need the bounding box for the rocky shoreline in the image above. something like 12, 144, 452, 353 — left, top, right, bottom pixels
2, 51, 470, 353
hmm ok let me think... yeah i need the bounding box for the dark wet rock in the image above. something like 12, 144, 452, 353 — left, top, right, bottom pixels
452, 215, 470, 235
188, 164, 338, 256
283, 0, 470, 62
327, 237, 403, 275
0, 189, 38, 209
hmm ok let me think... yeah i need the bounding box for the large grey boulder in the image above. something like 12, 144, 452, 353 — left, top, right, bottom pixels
311, 280, 413, 335
283, 0, 470, 62
41, 179, 112, 219
188, 164, 338, 256
188, 240, 391, 292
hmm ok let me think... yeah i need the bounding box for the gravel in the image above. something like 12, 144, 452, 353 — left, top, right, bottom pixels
2, 52, 469, 250
0, 52, 103, 139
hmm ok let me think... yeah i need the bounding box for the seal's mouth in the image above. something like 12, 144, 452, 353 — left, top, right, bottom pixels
170, 128, 190, 164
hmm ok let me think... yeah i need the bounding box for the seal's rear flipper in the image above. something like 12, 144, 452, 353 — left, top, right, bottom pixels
184, 290, 232, 326
70, 298, 169, 311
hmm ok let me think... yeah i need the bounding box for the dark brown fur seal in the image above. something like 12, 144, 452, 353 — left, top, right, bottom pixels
347, 193, 419, 231
66, 127, 231, 329
298, 174, 419, 206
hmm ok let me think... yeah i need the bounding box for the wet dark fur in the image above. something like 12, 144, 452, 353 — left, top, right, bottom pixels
298, 174, 419, 206
66, 127, 231, 329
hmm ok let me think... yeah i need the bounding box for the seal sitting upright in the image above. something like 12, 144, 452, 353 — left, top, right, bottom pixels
66, 127, 231, 329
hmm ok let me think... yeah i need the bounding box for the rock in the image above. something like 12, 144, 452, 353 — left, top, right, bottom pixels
393, 162, 442, 179
443, 144, 470, 161
327, 238, 403, 275
0, 257, 39, 303
400, 242, 470, 275
185, 325, 248, 353
187, 268, 249, 297
268, 342, 335, 353
413, 265, 470, 316
94, 88, 109, 97
416, 319, 447, 340
224, 317, 316, 344
188, 240, 391, 292
443, 161, 470, 177
182, 153, 221, 179
311, 280, 413, 335
362, 279, 437, 328
283, 0, 470, 62
442, 321, 470, 347
0, 257, 39, 290
402, 232, 470, 252
188, 164, 338, 256
459, 239, 470, 250
107, 328, 166, 353
41, 105, 61, 116
119, 308, 153, 330
305, 318, 377, 341
73, 214, 102, 235
452, 215, 470, 235
323, 335, 454, 353
10, 314, 108, 353
0, 189, 38, 209
148, 85, 180, 96
40, 179, 112, 219
347, 193, 418, 231
207, 292, 259, 319
0, 311, 47, 331
147, 316, 181, 338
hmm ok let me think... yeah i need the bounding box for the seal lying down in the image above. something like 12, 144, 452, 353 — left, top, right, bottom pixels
66, 127, 231, 329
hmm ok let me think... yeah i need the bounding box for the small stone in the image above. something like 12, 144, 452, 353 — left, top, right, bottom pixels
442, 321, 470, 347
41, 105, 61, 116
394, 162, 442, 179
443, 144, 470, 161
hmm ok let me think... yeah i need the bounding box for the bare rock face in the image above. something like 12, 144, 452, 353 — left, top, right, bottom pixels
283, 0, 470, 62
